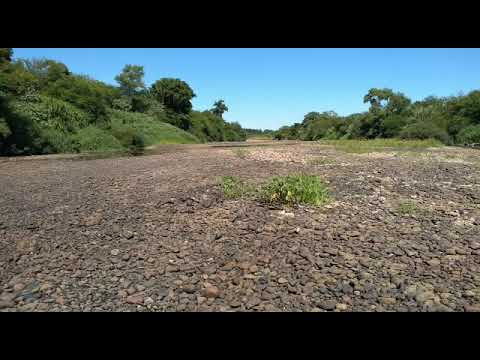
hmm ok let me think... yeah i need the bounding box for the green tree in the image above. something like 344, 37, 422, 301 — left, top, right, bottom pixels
0, 48, 13, 64
114, 64, 145, 97
151, 78, 196, 114
19, 58, 70, 89
211, 99, 229, 119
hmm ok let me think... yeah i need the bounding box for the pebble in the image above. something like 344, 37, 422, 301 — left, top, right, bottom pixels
277, 278, 288, 284
126, 287, 136, 295
110, 249, 120, 256
318, 300, 336, 310
13, 283, 25, 292
0, 300, 14, 309
336, 303, 348, 311
126, 294, 144, 305
203, 285, 220, 298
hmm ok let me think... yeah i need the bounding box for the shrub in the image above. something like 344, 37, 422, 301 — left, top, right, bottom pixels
11, 95, 89, 132
108, 110, 199, 145
456, 125, 480, 145
3, 96, 89, 154
399, 122, 450, 143
260, 175, 329, 207
128, 132, 145, 155
72, 126, 123, 152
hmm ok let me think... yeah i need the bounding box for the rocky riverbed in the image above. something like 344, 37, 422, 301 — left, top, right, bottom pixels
1, 142, 479, 311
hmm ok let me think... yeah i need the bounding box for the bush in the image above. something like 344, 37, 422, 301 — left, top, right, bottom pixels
128, 132, 145, 155
2, 96, 90, 154
108, 110, 199, 145
44, 75, 118, 123
12, 95, 89, 132
261, 175, 329, 207
72, 126, 123, 152
399, 122, 450, 143
456, 125, 480, 145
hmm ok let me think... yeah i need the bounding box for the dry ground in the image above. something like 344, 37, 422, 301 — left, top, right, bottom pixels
1, 141, 479, 311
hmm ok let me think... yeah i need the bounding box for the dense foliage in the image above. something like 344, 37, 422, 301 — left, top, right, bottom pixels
0, 49, 247, 155
274, 88, 480, 145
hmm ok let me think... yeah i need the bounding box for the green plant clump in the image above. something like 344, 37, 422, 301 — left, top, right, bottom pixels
396, 200, 418, 215
221, 176, 255, 199
261, 175, 329, 207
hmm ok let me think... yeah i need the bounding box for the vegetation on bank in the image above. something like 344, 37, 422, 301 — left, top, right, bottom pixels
317, 138, 443, 153
0, 49, 246, 156
244, 128, 275, 139
273, 88, 480, 146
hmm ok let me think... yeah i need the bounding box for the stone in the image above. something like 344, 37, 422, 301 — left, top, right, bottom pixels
230, 300, 242, 308
380, 297, 396, 305
415, 290, 435, 304
13, 283, 25, 292
318, 300, 336, 311
203, 285, 220, 298
126, 287, 136, 295
0, 300, 14, 309
110, 249, 120, 256
277, 277, 288, 284
465, 305, 480, 312
144, 297, 154, 306
56, 296, 65, 306
404, 285, 418, 298
428, 259, 441, 267
126, 294, 144, 305
183, 285, 196, 294
336, 303, 347, 311
464, 290, 476, 298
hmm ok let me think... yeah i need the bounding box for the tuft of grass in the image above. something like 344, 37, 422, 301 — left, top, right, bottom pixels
318, 139, 443, 154
260, 175, 330, 207
232, 148, 249, 159
396, 200, 418, 215
309, 157, 336, 165
221, 176, 255, 199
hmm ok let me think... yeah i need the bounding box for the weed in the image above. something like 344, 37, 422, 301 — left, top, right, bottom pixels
396, 200, 418, 215
221, 176, 255, 199
232, 148, 249, 159
260, 175, 330, 207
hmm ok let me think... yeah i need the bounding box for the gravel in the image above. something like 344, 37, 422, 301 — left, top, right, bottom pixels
0, 142, 479, 311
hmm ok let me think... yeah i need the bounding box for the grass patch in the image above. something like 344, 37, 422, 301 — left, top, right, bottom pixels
109, 110, 199, 146
396, 200, 419, 215
318, 139, 443, 154
232, 148, 249, 159
220, 174, 330, 207
221, 176, 256, 199
260, 175, 330, 207
309, 157, 336, 165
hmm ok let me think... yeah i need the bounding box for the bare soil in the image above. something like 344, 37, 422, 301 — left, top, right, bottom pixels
1, 141, 479, 312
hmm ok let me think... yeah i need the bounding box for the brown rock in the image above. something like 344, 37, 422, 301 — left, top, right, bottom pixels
126, 294, 144, 305
203, 285, 220, 298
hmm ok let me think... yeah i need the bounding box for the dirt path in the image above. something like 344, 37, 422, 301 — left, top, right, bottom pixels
1, 142, 479, 311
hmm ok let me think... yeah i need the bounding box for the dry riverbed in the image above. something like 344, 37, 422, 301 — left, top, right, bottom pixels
1, 141, 479, 312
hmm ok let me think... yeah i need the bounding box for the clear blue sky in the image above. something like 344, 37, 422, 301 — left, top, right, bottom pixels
12, 48, 480, 130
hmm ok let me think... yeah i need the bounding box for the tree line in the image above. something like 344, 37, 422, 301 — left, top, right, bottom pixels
273, 88, 480, 145
0, 48, 246, 155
